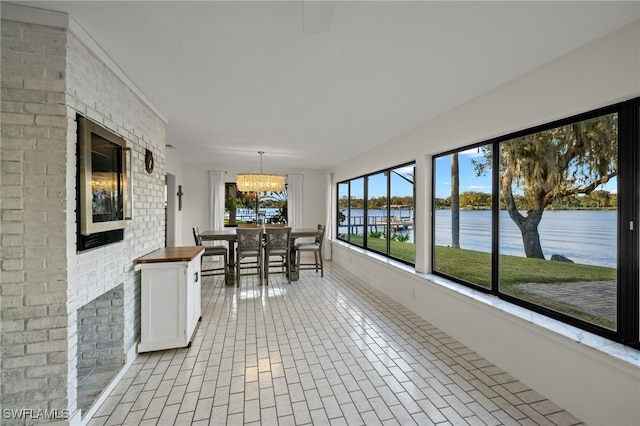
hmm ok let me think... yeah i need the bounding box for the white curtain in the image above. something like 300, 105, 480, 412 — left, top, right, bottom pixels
287, 174, 303, 229
324, 172, 334, 260
208, 170, 226, 231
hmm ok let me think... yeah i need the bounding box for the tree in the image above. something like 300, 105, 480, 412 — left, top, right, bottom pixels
225, 183, 240, 225
451, 153, 460, 249
476, 113, 617, 259
261, 189, 288, 223
460, 191, 491, 209
338, 195, 349, 210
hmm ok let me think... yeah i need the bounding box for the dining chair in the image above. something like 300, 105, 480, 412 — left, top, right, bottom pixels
295, 224, 325, 277
235, 227, 264, 286
192, 227, 228, 281
264, 227, 291, 284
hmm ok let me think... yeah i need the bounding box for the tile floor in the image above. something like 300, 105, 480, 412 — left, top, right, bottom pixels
87, 257, 584, 425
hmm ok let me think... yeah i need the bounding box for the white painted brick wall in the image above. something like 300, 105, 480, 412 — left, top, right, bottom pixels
63, 25, 167, 419
1, 21, 70, 422
1, 15, 167, 423
77, 285, 124, 370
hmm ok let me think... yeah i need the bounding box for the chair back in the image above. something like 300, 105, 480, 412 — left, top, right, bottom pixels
295, 224, 325, 278
315, 224, 326, 246
238, 223, 259, 228
265, 227, 291, 256
192, 227, 202, 245
236, 228, 263, 254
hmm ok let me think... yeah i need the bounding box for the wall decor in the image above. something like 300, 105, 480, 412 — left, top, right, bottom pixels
177, 185, 184, 211
78, 115, 128, 236
145, 148, 154, 173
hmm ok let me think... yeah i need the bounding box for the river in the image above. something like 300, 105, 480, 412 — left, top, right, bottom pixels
438, 210, 616, 268
339, 209, 617, 268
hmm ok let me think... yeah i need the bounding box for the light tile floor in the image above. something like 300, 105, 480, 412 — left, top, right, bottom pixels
88, 258, 584, 425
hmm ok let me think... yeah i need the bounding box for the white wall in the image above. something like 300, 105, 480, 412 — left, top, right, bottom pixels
66, 25, 167, 422
165, 151, 184, 246
330, 21, 640, 426
1, 4, 168, 422
164, 159, 326, 245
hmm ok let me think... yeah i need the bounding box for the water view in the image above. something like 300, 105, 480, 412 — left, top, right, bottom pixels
228, 207, 283, 223
435, 210, 616, 268
338, 208, 414, 239
340, 209, 616, 268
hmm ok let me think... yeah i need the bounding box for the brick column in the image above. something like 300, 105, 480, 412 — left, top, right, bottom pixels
1, 20, 70, 422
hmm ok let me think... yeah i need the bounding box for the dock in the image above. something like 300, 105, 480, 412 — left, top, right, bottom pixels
371, 217, 413, 232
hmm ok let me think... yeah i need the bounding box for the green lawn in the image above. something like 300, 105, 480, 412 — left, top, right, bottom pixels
341, 237, 616, 327
434, 245, 616, 328
434, 245, 615, 285
347, 235, 415, 263
347, 237, 615, 285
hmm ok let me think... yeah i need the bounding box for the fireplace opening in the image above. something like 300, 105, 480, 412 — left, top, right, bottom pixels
76, 285, 125, 415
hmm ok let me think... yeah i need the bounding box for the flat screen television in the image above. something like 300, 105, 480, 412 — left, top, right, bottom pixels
78, 115, 129, 236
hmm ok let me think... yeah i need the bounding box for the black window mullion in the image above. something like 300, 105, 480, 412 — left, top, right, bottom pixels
349, 181, 354, 243
619, 99, 640, 347
492, 140, 500, 295
431, 157, 437, 271
347, 181, 352, 243
387, 171, 391, 255
364, 176, 369, 248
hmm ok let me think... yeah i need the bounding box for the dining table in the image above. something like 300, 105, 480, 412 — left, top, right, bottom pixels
199, 227, 321, 285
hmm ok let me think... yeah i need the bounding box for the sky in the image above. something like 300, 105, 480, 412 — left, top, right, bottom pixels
342, 151, 617, 201
346, 165, 414, 199
434, 148, 490, 199
434, 148, 618, 199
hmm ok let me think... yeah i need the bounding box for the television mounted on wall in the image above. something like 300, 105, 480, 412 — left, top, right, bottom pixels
78, 115, 130, 237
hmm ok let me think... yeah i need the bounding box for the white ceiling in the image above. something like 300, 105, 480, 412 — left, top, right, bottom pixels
9, 1, 640, 170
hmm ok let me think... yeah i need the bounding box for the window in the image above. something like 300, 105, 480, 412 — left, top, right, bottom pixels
389, 165, 416, 263
225, 183, 287, 226
498, 113, 618, 330
432, 98, 639, 347
346, 177, 364, 247
337, 162, 415, 264
434, 145, 493, 288
337, 181, 349, 238
365, 172, 388, 252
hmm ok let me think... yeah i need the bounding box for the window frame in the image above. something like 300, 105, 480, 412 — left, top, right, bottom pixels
224, 182, 288, 226
337, 161, 416, 266
431, 97, 639, 348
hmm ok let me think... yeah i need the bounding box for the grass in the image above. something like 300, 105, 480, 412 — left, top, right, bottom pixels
434, 245, 616, 328
434, 245, 615, 285
341, 237, 617, 328
347, 235, 415, 263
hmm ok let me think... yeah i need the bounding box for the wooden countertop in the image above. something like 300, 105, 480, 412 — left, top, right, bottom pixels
135, 246, 204, 264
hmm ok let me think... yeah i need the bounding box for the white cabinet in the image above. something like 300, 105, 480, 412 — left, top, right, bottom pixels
135, 246, 204, 352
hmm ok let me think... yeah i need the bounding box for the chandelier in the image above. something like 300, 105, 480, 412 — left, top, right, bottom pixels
236, 151, 285, 193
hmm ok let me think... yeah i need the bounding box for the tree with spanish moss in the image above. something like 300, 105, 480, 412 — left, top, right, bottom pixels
474, 113, 617, 259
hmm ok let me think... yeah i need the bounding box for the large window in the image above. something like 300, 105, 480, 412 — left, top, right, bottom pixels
433, 98, 639, 347
338, 162, 415, 264
225, 183, 287, 226
434, 145, 493, 288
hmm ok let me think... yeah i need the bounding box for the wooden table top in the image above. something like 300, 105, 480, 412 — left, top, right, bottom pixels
135, 246, 204, 264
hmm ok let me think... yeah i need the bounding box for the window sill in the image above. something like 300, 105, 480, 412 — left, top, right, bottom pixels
330, 239, 640, 368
